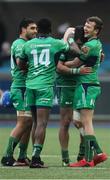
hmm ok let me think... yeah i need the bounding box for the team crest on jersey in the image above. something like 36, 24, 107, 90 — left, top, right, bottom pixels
81, 46, 90, 54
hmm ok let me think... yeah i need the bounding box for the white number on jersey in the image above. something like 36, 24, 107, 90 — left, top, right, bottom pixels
10, 54, 15, 69
31, 49, 50, 67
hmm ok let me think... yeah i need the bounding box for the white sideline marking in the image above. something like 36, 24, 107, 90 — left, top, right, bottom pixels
1, 154, 108, 158
1, 179, 110, 180
0, 166, 109, 170
41, 155, 110, 158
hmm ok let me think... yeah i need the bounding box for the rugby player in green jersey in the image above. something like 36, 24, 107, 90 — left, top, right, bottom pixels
16, 18, 70, 168
1, 18, 37, 166
58, 16, 107, 167
56, 26, 91, 166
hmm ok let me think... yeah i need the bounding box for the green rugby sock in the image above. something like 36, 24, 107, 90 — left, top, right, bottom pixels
61, 149, 69, 161
5, 136, 19, 157
93, 137, 103, 154
18, 142, 28, 159
84, 135, 95, 162
78, 141, 85, 156
32, 144, 43, 158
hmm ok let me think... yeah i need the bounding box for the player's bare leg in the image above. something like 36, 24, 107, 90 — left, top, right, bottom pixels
69, 109, 107, 167
30, 108, 50, 168
31, 106, 37, 145
1, 111, 32, 166
73, 110, 85, 161
59, 107, 73, 166
14, 114, 32, 166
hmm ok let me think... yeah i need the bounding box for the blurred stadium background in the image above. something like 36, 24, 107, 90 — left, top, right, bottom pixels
0, 0, 110, 121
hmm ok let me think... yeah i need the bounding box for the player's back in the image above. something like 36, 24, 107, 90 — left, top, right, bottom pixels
22, 36, 69, 89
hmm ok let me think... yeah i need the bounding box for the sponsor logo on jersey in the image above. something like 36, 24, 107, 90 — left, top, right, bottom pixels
65, 101, 72, 105
13, 102, 19, 107
81, 46, 90, 54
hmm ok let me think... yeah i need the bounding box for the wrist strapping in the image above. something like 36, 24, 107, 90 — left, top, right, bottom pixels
71, 68, 80, 74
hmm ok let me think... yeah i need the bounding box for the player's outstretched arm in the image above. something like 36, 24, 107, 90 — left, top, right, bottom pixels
64, 57, 83, 68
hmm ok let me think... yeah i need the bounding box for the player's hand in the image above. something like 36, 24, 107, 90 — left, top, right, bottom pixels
65, 27, 75, 34
79, 66, 92, 74
63, 27, 75, 42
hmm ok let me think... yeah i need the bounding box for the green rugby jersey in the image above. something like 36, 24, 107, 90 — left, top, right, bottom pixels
19, 36, 69, 89
77, 38, 102, 84
56, 51, 77, 88
11, 38, 27, 87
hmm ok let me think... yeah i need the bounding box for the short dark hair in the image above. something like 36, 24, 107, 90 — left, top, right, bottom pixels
37, 18, 52, 34
74, 25, 86, 44
86, 16, 103, 35
19, 18, 36, 34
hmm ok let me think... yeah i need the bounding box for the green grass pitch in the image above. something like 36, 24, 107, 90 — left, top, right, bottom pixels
0, 125, 110, 179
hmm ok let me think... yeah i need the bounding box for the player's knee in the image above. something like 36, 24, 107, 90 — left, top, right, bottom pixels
17, 111, 32, 128
38, 120, 47, 130
61, 119, 70, 130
